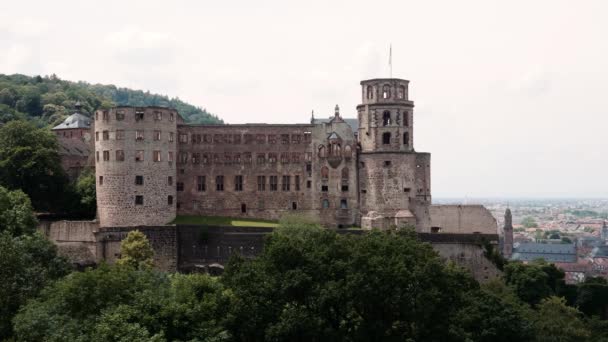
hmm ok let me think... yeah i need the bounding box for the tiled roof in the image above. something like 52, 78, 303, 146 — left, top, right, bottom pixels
511, 242, 577, 263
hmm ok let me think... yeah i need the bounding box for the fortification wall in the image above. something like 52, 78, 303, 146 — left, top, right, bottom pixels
430, 205, 498, 234
37, 220, 99, 268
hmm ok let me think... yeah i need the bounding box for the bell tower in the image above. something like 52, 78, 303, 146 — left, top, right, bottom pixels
357, 78, 431, 231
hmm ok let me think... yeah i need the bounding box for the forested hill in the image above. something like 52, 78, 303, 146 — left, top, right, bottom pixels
0, 74, 223, 127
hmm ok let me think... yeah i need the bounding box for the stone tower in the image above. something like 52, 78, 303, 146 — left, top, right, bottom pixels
357, 78, 431, 231
602, 220, 608, 242
94, 107, 177, 227
503, 208, 514, 258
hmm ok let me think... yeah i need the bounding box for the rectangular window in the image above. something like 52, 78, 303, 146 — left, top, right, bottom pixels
169, 132, 174, 142
95, 131, 99, 141
192, 153, 200, 164
135, 195, 144, 205
256, 134, 266, 144
116, 130, 124, 140
268, 153, 277, 164
233, 153, 241, 164
169, 112, 174, 121
281, 153, 289, 164
291, 135, 301, 144
295, 175, 300, 191
135, 175, 144, 185
321, 185, 328, 192
103, 150, 110, 161
116, 150, 125, 161
268, 134, 277, 144
154, 111, 162, 121
281, 134, 289, 144
304, 132, 312, 143
269, 176, 278, 191
256, 153, 265, 165
96, 151, 99, 162
342, 185, 349, 192
197, 176, 206, 192
102, 111, 109, 121
244, 153, 252, 164
135, 130, 144, 141
233, 134, 241, 144
305, 152, 312, 162
153, 150, 161, 162
216, 176, 224, 191
135, 110, 144, 121
154, 130, 161, 141
202, 154, 210, 165
168, 176, 173, 186
257, 176, 266, 191
282, 175, 290, 191
168, 195, 173, 205
168, 151, 174, 162
176, 182, 184, 191
102, 130, 109, 140
179, 152, 188, 164
116, 110, 125, 121
340, 199, 348, 209
179, 134, 188, 143
135, 150, 144, 162
235, 175, 243, 191
98, 176, 103, 185
307, 180, 311, 189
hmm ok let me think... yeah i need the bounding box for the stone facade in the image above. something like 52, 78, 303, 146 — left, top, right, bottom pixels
92, 78, 433, 229
94, 107, 178, 227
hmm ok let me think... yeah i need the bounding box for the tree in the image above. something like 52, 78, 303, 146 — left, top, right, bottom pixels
0, 186, 37, 236
223, 225, 477, 341
0, 232, 71, 339
504, 261, 556, 306
532, 296, 589, 342
117, 230, 154, 269
521, 216, 538, 228
75, 169, 96, 218
576, 277, 608, 319
0, 120, 69, 211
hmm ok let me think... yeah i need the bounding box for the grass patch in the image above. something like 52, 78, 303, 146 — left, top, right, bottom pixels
172, 215, 279, 228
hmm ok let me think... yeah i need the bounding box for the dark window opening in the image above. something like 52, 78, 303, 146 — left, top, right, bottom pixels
342, 185, 349, 192
241, 203, 247, 213
307, 180, 311, 189
282, 175, 290, 191
382, 132, 391, 145
135, 195, 144, 205
235, 175, 243, 191
135, 111, 144, 121
295, 175, 300, 191
361, 189, 367, 194
197, 176, 206, 192
431, 227, 442, 233
168, 196, 173, 205
340, 199, 348, 209
216, 176, 224, 191
322, 199, 330, 209
404, 187, 411, 192
99, 176, 103, 185
257, 176, 266, 191
135, 175, 144, 185
176, 182, 184, 191
168, 176, 173, 186
384, 160, 391, 167
270, 176, 278, 191
321, 185, 328, 192
403, 132, 409, 145
382, 84, 390, 99
382, 111, 391, 126
292, 202, 297, 210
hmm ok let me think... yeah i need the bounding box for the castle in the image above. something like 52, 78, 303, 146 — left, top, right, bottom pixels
90, 78, 431, 230
47, 77, 501, 279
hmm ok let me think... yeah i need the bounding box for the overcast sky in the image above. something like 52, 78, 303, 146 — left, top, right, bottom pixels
1, 0, 606, 198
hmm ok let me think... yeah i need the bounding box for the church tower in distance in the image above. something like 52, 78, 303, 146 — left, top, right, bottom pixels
357, 78, 431, 231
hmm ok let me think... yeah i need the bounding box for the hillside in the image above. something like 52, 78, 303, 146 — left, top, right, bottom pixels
0, 74, 223, 127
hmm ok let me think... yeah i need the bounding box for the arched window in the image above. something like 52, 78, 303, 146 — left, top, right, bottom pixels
321, 166, 329, 179
333, 144, 341, 156
382, 132, 391, 145
382, 111, 391, 126
343, 145, 352, 159
341, 168, 349, 180
318, 145, 326, 158
398, 85, 406, 99
322, 199, 330, 209
403, 132, 409, 145
366, 85, 374, 99
382, 84, 391, 99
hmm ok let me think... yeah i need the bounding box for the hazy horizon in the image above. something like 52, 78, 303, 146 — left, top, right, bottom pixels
1, 0, 606, 198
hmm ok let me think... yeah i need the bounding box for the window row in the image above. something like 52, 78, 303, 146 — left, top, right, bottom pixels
95, 109, 175, 122
95, 130, 175, 142
182, 132, 312, 145
176, 175, 304, 192
366, 84, 407, 100
317, 144, 353, 159
380, 110, 409, 127
96, 150, 174, 162
381, 132, 409, 145
177, 152, 314, 165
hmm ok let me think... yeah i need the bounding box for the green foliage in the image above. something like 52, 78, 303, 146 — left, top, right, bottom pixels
13, 265, 230, 342
521, 216, 539, 228
561, 236, 572, 244
0, 186, 37, 236
453, 279, 534, 342
576, 277, 608, 319
0, 73, 222, 126
74, 169, 96, 217
0, 231, 71, 339
532, 296, 590, 342
483, 240, 507, 271
504, 260, 568, 308
0, 120, 69, 211
223, 226, 477, 341
117, 230, 155, 269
